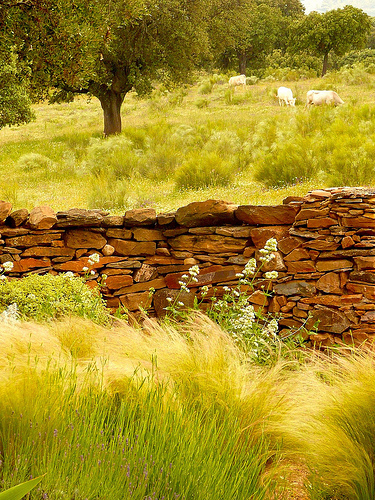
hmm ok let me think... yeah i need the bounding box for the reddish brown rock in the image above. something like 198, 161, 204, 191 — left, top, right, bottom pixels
286, 261, 316, 274
341, 217, 375, 228
133, 264, 158, 283
175, 200, 237, 228
278, 237, 303, 254
22, 247, 75, 257
273, 280, 316, 296
124, 208, 156, 226
132, 228, 164, 241
169, 234, 247, 254
65, 230, 106, 249
316, 272, 341, 293
115, 277, 166, 295
236, 205, 298, 225
257, 251, 287, 272
342, 235, 355, 249
28, 206, 57, 230
215, 227, 252, 238
6, 209, 29, 227
108, 239, 156, 256
248, 290, 269, 306
5, 233, 62, 247
12, 258, 51, 272
316, 259, 353, 272
284, 248, 310, 261
106, 228, 132, 239
346, 282, 375, 300
55, 208, 105, 227
303, 240, 340, 251
306, 307, 350, 334
144, 256, 180, 265
120, 291, 153, 312
102, 215, 124, 227
353, 256, 375, 270
153, 289, 196, 317
250, 226, 290, 249
307, 217, 337, 229
102, 244, 115, 256
294, 207, 330, 221
105, 275, 133, 290
0, 201, 12, 223
165, 265, 239, 289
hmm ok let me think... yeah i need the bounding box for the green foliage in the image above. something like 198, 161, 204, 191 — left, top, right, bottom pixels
0, 51, 34, 129
174, 151, 233, 189
87, 136, 137, 180
3, 0, 212, 134
0, 273, 109, 324
0, 476, 45, 500
17, 153, 55, 172
290, 6, 372, 76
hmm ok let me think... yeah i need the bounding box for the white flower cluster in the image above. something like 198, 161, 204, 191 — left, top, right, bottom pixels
259, 238, 278, 263
2, 261, 14, 272
264, 318, 278, 338
230, 304, 256, 336
264, 271, 278, 280
178, 264, 200, 293
88, 253, 100, 266
0, 303, 19, 324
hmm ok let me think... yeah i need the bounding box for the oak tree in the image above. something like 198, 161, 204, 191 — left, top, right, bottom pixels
290, 5, 371, 76
2, 0, 210, 135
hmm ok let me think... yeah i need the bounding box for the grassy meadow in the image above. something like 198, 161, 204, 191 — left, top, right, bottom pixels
2, 65, 375, 213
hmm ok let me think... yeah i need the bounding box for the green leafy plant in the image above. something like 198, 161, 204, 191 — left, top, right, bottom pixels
0, 476, 45, 500
0, 272, 109, 324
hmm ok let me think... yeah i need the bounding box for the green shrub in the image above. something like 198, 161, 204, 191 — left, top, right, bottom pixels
194, 97, 209, 108
0, 273, 109, 324
87, 135, 136, 179
254, 136, 318, 188
174, 151, 233, 189
17, 153, 55, 172
325, 136, 375, 187
246, 76, 259, 85
198, 80, 213, 94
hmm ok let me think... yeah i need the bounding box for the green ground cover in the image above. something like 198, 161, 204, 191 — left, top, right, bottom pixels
1, 67, 375, 213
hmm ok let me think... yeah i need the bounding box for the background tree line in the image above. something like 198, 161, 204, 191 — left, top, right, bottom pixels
0, 0, 372, 135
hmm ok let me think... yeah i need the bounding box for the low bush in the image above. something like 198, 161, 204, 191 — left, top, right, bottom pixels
174, 151, 233, 189
0, 272, 109, 324
17, 153, 55, 172
87, 135, 136, 179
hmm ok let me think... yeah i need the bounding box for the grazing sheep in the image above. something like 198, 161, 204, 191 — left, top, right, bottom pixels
277, 86, 296, 106
228, 74, 246, 88
306, 90, 344, 106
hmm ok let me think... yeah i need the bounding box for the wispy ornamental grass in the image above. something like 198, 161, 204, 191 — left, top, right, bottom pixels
0, 317, 287, 499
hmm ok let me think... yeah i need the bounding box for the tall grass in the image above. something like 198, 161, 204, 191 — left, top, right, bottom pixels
0, 315, 288, 499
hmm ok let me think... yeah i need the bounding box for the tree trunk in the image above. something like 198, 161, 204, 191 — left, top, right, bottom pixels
99, 89, 124, 136
321, 52, 329, 77
238, 50, 247, 75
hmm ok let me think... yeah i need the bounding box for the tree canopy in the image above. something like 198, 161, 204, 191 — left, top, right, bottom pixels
2, 0, 211, 135
290, 5, 371, 75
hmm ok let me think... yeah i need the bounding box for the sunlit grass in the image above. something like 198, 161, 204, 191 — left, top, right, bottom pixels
0, 315, 288, 499
1, 71, 375, 212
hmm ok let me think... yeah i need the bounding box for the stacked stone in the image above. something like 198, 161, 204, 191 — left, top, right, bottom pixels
278, 187, 375, 346
1, 188, 375, 346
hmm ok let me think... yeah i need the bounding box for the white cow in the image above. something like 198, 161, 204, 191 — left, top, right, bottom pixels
306, 90, 344, 107
277, 86, 296, 106
228, 74, 246, 88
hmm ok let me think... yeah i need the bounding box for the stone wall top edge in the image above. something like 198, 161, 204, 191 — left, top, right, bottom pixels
1, 187, 374, 230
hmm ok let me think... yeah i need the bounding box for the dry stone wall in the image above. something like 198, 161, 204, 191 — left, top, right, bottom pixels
2, 187, 375, 345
